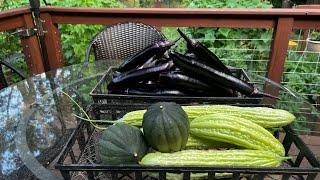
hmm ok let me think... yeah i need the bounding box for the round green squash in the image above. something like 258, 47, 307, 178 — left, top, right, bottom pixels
96, 123, 148, 164
142, 102, 189, 152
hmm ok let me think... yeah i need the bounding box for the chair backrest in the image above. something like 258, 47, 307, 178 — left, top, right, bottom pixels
85, 22, 166, 62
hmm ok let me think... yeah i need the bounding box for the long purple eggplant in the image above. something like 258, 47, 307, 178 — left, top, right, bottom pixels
137, 56, 156, 70
159, 71, 234, 96
177, 28, 232, 75
170, 52, 279, 99
118, 39, 178, 72
138, 56, 172, 70
120, 88, 186, 96
108, 61, 173, 91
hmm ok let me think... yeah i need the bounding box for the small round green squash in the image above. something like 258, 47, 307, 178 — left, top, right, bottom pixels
97, 123, 148, 164
142, 102, 189, 152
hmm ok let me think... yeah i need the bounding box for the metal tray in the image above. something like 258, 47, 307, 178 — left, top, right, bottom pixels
89, 67, 264, 106
55, 103, 320, 180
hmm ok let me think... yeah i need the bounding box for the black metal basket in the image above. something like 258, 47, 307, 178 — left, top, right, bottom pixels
89, 67, 264, 106
55, 102, 320, 180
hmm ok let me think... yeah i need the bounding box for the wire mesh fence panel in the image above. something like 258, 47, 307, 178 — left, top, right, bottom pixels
280, 29, 320, 136
283, 29, 320, 109
161, 27, 319, 137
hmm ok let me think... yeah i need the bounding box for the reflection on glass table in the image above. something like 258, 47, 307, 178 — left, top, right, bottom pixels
0, 60, 115, 179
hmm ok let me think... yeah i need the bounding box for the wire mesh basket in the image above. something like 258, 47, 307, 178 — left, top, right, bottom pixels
89, 66, 264, 106
55, 103, 320, 180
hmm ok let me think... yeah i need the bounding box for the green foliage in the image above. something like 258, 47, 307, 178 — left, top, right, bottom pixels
0, 32, 21, 60
184, 0, 272, 8
0, 0, 28, 60
1, 0, 29, 10
169, 0, 273, 73
284, 52, 320, 95
49, 0, 123, 7
270, 0, 307, 8
49, 0, 124, 65
58, 24, 104, 65
310, 30, 320, 41
0, 0, 123, 67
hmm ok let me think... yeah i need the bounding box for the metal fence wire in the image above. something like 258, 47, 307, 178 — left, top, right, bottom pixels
160, 27, 319, 135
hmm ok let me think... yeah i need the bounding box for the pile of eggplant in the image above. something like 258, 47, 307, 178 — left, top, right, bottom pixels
107, 29, 277, 99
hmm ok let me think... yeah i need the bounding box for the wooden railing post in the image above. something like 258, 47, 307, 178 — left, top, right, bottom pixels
263, 17, 293, 100
21, 13, 45, 74
267, 17, 294, 84
41, 13, 65, 70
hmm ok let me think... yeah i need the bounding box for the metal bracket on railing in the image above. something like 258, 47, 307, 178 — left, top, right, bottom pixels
12, 28, 36, 37
11, 28, 47, 38
29, 0, 50, 72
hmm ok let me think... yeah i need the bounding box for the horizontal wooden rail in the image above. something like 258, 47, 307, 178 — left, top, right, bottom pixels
40, 7, 320, 16
0, 8, 30, 19
41, 7, 320, 29
1, 7, 320, 80
0, 8, 30, 31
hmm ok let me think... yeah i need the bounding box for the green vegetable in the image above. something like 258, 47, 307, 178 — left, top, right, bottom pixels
96, 123, 148, 164
185, 134, 238, 150
140, 149, 289, 167
190, 113, 285, 156
116, 105, 295, 128
142, 102, 189, 152
121, 109, 146, 127
184, 105, 295, 128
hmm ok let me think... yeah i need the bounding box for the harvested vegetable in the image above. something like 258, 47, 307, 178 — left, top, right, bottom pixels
118, 40, 177, 72
121, 88, 186, 96
109, 105, 295, 128
108, 61, 173, 91
183, 105, 295, 128
177, 28, 232, 75
159, 71, 234, 96
190, 113, 285, 156
140, 149, 289, 167
170, 51, 278, 99
96, 123, 148, 164
143, 102, 189, 152
185, 134, 237, 150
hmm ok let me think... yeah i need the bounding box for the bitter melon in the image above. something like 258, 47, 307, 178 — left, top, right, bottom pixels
190, 113, 285, 156
185, 134, 237, 150
140, 149, 288, 167
118, 105, 295, 128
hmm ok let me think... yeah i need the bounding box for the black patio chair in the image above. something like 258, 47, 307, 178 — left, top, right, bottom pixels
0, 53, 26, 89
84, 22, 167, 63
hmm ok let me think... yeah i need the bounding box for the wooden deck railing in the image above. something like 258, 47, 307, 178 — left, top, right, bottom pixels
1, 7, 320, 84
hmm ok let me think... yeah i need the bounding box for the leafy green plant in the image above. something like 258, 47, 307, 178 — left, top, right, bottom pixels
184, 0, 272, 8
167, 0, 273, 74
284, 52, 320, 95
309, 30, 320, 41
49, 0, 124, 65
0, 0, 123, 67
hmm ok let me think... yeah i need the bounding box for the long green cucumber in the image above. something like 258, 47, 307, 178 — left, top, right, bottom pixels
140, 149, 289, 167
190, 113, 285, 156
